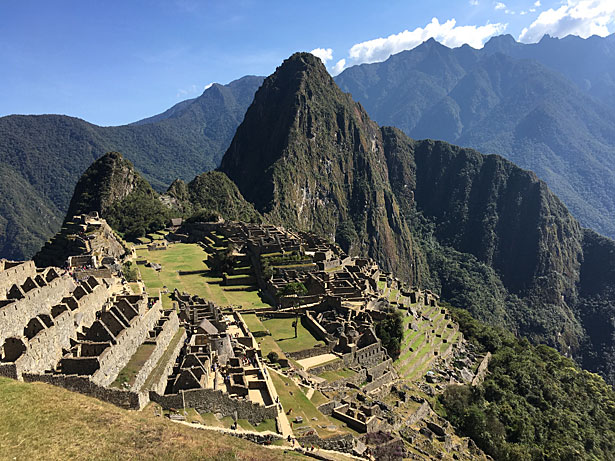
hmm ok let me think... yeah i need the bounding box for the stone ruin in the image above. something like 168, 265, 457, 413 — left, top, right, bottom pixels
0, 256, 182, 410
150, 291, 279, 425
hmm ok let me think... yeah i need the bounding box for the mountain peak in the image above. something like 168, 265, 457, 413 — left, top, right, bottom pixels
219, 52, 415, 276
64, 151, 149, 220
484, 34, 519, 51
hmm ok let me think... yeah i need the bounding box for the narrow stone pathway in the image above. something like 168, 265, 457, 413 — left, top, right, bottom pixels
171, 419, 365, 460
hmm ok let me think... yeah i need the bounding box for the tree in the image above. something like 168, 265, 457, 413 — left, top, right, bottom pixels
374, 310, 404, 360
209, 244, 235, 275
122, 261, 138, 282
267, 351, 279, 363
292, 314, 299, 339
277, 282, 307, 297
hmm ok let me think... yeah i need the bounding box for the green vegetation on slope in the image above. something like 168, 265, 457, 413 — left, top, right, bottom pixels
65, 151, 173, 240
167, 171, 261, 223
0, 75, 263, 260
439, 307, 615, 461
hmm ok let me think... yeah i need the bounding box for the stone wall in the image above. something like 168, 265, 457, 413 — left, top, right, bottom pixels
150, 388, 277, 426
303, 312, 331, 343
92, 304, 162, 387
132, 311, 180, 392
309, 358, 345, 376
287, 344, 333, 361
472, 352, 491, 386
331, 406, 373, 433
317, 401, 336, 415
296, 433, 356, 453
149, 329, 187, 395
354, 343, 384, 368
23, 373, 148, 410
0, 275, 76, 345
407, 401, 431, 426
0, 261, 37, 297
363, 370, 395, 393
11, 279, 116, 378
14, 309, 75, 377
0, 363, 17, 378
366, 359, 391, 381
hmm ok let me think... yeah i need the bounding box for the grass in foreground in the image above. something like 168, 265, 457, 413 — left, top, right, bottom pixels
0, 377, 300, 460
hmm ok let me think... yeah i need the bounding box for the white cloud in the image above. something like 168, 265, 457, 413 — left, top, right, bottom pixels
495, 2, 506, 10
520, 10, 528, 15
519, 0, 615, 43
332, 59, 346, 75
176, 84, 199, 98
309, 48, 333, 64
331, 18, 506, 75
530, 8, 537, 12
505, 9, 516, 14
534, 1, 541, 6
470, 0, 479, 5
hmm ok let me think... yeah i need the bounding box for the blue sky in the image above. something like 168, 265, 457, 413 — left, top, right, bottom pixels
1, 0, 613, 126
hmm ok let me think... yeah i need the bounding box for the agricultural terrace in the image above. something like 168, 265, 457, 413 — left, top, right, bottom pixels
269, 370, 358, 438
134, 243, 270, 310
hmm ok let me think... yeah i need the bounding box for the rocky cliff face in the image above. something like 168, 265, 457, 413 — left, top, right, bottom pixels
335, 36, 615, 241
220, 53, 415, 276
65, 152, 146, 219
218, 52, 615, 383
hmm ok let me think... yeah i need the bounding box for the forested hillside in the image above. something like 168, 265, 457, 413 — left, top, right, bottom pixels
0, 76, 262, 260
335, 34, 615, 240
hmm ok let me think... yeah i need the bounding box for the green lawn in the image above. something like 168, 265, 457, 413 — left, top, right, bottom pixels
270, 371, 354, 438
237, 418, 277, 432
261, 317, 324, 354
111, 343, 156, 388
309, 390, 330, 407
317, 368, 357, 383
136, 243, 270, 309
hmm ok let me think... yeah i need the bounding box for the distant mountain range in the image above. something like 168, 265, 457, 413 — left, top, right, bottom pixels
335, 33, 615, 241
0, 75, 263, 259
3, 33, 615, 263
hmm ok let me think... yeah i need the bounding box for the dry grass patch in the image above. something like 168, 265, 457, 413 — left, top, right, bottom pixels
0, 377, 300, 460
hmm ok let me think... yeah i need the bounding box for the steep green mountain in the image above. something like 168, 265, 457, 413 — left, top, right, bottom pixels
0, 75, 263, 260
217, 52, 615, 386
65, 151, 173, 241
334, 35, 615, 240
38, 151, 260, 264
220, 52, 416, 276
0, 163, 62, 259
34, 152, 172, 268
166, 171, 261, 223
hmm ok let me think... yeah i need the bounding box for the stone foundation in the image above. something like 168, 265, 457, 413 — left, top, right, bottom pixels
150, 388, 277, 426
